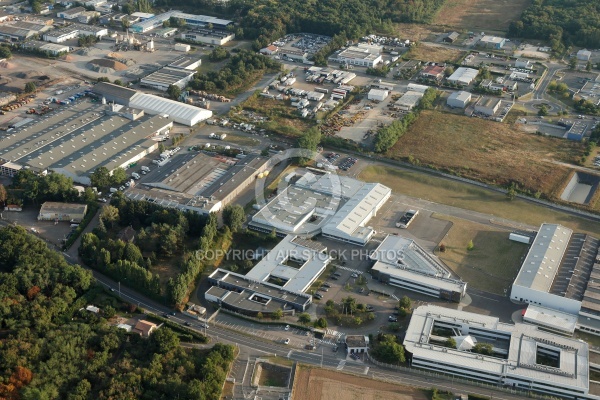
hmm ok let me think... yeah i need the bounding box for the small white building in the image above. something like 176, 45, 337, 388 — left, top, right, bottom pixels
447, 91, 471, 109
515, 58, 531, 69
367, 88, 388, 101
577, 49, 592, 61
474, 97, 501, 116
174, 43, 190, 52
345, 335, 369, 354
57, 6, 85, 19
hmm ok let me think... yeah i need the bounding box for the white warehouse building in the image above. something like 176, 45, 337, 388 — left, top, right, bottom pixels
447, 90, 471, 108
510, 223, 600, 336
128, 93, 213, 126
447, 67, 479, 86
367, 88, 388, 101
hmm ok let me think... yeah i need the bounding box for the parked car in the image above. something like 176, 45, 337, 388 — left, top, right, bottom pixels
314, 293, 323, 299
284, 338, 290, 345
322, 283, 332, 288
330, 276, 339, 280
284, 325, 290, 331
388, 316, 398, 322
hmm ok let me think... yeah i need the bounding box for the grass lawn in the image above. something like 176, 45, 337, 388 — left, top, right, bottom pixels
405, 44, 466, 64
387, 110, 584, 201
432, 0, 530, 33
434, 214, 529, 294
359, 165, 600, 237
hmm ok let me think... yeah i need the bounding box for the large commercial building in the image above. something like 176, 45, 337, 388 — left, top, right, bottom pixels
0, 25, 36, 41
140, 67, 195, 91
90, 82, 212, 126
393, 91, 424, 111
181, 29, 234, 46
125, 153, 270, 214
129, 10, 232, 33
370, 235, 467, 301
329, 44, 383, 68
205, 267, 313, 316
250, 171, 391, 246
0, 101, 173, 185
474, 97, 501, 116
245, 235, 331, 292
478, 35, 506, 49
168, 56, 202, 71
510, 223, 600, 335
404, 305, 591, 399
447, 67, 479, 86
42, 24, 108, 43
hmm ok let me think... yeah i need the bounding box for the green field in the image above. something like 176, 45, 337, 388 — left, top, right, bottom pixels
359, 165, 600, 237
435, 214, 529, 294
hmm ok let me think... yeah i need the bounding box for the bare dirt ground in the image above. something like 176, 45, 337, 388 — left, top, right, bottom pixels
406, 44, 466, 63
293, 367, 428, 400
392, 24, 440, 42
433, 0, 531, 33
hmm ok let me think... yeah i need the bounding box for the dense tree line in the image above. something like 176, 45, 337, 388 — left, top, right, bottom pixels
0, 226, 234, 398
80, 194, 215, 306
11, 170, 82, 204
374, 88, 438, 152
190, 50, 281, 93
509, 0, 600, 52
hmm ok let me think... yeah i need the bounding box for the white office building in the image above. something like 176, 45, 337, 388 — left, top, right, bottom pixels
447, 91, 471, 108
130, 10, 232, 33
370, 235, 466, 301
404, 305, 591, 399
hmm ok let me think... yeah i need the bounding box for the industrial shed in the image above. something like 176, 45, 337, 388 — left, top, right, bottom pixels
128, 93, 212, 126
447, 91, 471, 109
140, 67, 195, 91
91, 82, 137, 105
38, 202, 87, 222
447, 67, 479, 86
367, 88, 388, 101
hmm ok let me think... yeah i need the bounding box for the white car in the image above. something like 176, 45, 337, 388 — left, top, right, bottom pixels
284, 338, 290, 345
284, 325, 290, 331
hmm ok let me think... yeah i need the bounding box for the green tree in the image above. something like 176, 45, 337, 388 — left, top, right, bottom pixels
150, 327, 180, 354
372, 334, 405, 363
209, 47, 230, 62
315, 317, 327, 328
24, 82, 37, 93
399, 295, 411, 311
100, 205, 120, 228
0, 183, 7, 204
222, 204, 245, 232
103, 305, 116, 319
467, 240, 474, 251
272, 309, 283, 320
445, 337, 457, 349
111, 167, 127, 186
538, 104, 548, 117
297, 127, 321, 164
113, 79, 124, 86
90, 166, 112, 189
569, 57, 577, 70
353, 316, 362, 326
506, 183, 517, 200
298, 312, 311, 325
97, 76, 110, 82
167, 84, 182, 100
473, 342, 493, 355
587, 61, 593, 72
0, 45, 12, 59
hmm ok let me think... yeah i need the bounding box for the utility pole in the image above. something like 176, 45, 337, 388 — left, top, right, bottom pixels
321, 346, 323, 368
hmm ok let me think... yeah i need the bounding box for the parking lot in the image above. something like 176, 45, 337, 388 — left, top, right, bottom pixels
273, 33, 332, 58
0, 207, 75, 248
335, 95, 397, 143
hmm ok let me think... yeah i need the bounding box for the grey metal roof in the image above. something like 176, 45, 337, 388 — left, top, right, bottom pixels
91, 82, 137, 104
513, 224, 573, 292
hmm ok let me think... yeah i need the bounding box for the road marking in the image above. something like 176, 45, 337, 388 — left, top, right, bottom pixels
337, 360, 346, 370
364, 367, 370, 375
287, 350, 293, 359
469, 292, 499, 302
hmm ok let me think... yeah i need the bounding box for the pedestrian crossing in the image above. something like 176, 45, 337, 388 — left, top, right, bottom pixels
336, 265, 363, 275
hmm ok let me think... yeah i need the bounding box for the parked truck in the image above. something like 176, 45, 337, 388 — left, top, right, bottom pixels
131, 172, 141, 180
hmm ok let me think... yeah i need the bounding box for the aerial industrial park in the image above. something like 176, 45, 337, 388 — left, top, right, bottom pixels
2, 0, 600, 399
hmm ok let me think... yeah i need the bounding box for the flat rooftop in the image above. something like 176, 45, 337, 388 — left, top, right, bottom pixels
141, 67, 194, 85
0, 101, 172, 177
39, 201, 87, 214
523, 304, 578, 334
371, 234, 452, 277
244, 234, 330, 293
513, 224, 572, 292
168, 56, 201, 69
405, 305, 589, 392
